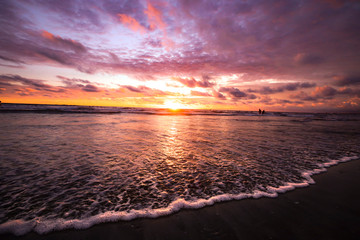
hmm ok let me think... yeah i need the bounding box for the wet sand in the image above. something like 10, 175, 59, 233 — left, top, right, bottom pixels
2, 159, 360, 240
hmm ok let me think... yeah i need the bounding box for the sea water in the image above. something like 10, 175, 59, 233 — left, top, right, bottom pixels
0, 104, 359, 235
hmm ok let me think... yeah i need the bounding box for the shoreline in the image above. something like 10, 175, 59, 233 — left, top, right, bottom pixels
2, 159, 360, 240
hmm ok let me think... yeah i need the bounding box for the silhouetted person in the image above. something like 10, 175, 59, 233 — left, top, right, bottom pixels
262, 110, 265, 115
258, 108, 261, 115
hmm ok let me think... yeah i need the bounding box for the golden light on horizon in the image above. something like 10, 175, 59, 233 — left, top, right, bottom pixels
163, 99, 187, 111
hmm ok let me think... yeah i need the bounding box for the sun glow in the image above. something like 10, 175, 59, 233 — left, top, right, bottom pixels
163, 99, 186, 110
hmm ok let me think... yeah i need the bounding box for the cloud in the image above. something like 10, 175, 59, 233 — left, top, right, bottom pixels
82, 84, 100, 92
121, 85, 167, 96
116, 2, 173, 48
1, 0, 360, 111
122, 85, 148, 93
41, 31, 87, 53
212, 90, 226, 100
256, 95, 304, 106
175, 77, 215, 88
334, 76, 360, 86
0, 74, 64, 92
290, 91, 318, 101
0, 55, 24, 64
291, 85, 360, 101
143, 38, 162, 48
294, 53, 325, 65
58, 75, 91, 85
217, 87, 254, 100
248, 82, 316, 94
314, 86, 337, 98
57, 75, 100, 92
117, 14, 146, 33
36, 49, 73, 66
1, 0, 359, 80
190, 90, 211, 97
144, 2, 166, 31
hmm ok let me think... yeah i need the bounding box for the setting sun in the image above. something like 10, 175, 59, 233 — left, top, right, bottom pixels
163, 100, 186, 110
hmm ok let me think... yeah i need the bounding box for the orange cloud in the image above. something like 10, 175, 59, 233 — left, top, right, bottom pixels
41, 30, 55, 40
144, 2, 166, 31
117, 14, 146, 34
144, 2, 174, 49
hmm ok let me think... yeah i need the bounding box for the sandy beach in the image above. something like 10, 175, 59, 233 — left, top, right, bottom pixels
1, 159, 359, 240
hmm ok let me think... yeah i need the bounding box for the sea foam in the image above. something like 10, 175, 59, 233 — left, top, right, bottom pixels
0, 156, 357, 236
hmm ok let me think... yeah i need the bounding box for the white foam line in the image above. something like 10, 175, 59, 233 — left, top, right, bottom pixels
0, 155, 358, 236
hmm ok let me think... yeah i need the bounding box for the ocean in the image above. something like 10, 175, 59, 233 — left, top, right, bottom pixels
0, 103, 359, 236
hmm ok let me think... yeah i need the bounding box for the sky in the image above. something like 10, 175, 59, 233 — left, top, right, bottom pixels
0, 0, 359, 112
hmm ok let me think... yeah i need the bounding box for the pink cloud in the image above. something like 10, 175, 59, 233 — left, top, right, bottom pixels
117, 14, 146, 33
175, 77, 215, 88
41, 31, 87, 53
144, 2, 174, 48
144, 2, 166, 31
190, 90, 211, 96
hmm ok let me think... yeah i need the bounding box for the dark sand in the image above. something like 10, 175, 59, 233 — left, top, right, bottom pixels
2, 159, 360, 240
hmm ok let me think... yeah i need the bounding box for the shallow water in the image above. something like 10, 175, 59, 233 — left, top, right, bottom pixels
0, 107, 359, 235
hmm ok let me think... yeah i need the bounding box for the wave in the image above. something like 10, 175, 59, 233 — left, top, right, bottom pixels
0, 155, 357, 236
1, 103, 359, 120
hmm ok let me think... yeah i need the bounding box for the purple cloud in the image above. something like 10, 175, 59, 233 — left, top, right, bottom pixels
82, 84, 100, 92
57, 75, 100, 92
176, 77, 215, 88
219, 87, 247, 99
212, 90, 226, 100
41, 31, 87, 53
217, 86, 257, 101
334, 76, 360, 86
0, 0, 359, 111
248, 82, 316, 94
58, 75, 91, 85
0, 74, 65, 92
294, 53, 325, 65
291, 85, 360, 101
121, 85, 167, 96
122, 85, 148, 93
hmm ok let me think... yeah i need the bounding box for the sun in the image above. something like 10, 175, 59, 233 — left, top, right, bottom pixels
163, 100, 186, 111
